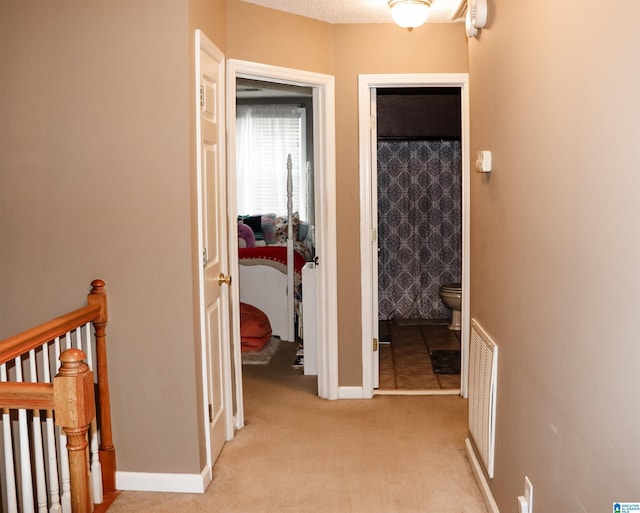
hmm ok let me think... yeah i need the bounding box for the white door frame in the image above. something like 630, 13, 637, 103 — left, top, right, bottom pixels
227, 60, 339, 423
358, 73, 471, 399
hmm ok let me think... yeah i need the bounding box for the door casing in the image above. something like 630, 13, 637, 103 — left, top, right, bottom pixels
227, 60, 339, 424
358, 73, 471, 399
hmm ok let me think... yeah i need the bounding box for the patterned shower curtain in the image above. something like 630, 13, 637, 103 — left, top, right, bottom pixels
377, 140, 462, 321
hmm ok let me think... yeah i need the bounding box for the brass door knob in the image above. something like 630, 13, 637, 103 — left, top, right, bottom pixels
217, 273, 232, 286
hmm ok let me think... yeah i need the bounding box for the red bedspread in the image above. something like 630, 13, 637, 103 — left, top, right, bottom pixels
238, 246, 306, 276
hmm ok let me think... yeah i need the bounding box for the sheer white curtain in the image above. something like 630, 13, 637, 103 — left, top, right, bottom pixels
236, 104, 308, 219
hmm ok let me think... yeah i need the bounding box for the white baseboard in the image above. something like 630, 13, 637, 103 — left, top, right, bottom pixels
338, 386, 364, 399
465, 438, 500, 513
116, 466, 212, 493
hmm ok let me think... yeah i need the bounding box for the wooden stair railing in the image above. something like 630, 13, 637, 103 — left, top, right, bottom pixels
1, 349, 95, 513
0, 279, 117, 513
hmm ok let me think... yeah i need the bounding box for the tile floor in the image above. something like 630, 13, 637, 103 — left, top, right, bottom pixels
378, 319, 461, 391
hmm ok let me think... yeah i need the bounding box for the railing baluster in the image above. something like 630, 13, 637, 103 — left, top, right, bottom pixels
82, 323, 103, 504
1, 363, 18, 513
45, 413, 62, 513
43, 340, 62, 513
29, 349, 48, 513
16, 355, 36, 513
55, 335, 72, 513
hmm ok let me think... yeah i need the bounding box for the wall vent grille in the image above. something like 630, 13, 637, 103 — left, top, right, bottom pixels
468, 318, 498, 478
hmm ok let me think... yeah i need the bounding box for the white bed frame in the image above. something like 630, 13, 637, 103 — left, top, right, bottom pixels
239, 155, 297, 342
239, 264, 291, 340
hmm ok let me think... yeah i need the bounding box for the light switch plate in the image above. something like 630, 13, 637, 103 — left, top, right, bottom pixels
475, 150, 492, 173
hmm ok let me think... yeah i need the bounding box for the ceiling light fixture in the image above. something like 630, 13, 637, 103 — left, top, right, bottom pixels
388, 0, 432, 30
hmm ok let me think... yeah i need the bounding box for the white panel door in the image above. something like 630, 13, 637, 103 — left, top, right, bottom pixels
197, 30, 231, 469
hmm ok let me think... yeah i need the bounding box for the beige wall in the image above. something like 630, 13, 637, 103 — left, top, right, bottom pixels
0, 1, 204, 473
468, 1, 640, 509
225, 0, 334, 73
190, 0, 227, 52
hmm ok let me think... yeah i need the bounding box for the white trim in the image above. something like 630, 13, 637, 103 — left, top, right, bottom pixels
357, 76, 375, 399
227, 60, 339, 402
115, 467, 212, 494
338, 386, 365, 399
226, 63, 245, 429
465, 438, 500, 513
374, 388, 461, 396
358, 73, 471, 400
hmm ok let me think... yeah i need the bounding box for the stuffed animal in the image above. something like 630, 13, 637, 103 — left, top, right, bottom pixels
237, 221, 256, 248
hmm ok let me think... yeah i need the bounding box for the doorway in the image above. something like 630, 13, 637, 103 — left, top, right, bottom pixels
227, 61, 339, 430
377, 87, 463, 392
358, 74, 471, 399
235, 78, 314, 348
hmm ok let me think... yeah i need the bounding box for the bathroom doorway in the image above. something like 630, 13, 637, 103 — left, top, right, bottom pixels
358, 74, 471, 399
377, 87, 462, 392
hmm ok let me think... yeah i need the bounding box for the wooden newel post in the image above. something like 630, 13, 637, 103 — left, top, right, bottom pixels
87, 279, 116, 494
54, 348, 96, 513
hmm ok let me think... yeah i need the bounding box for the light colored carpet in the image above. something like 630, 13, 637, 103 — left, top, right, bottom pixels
107, 342, 488, 513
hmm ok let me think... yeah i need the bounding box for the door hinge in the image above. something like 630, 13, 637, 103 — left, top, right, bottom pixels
208, 403, 213, 423
373, 337, 378, 352
202, 248, 208, 268
200, 84, 205, 108
314, 255, 319, 267
370, 114, 376, 131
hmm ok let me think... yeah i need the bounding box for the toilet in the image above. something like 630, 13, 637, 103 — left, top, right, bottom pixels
439, 283, 462, 331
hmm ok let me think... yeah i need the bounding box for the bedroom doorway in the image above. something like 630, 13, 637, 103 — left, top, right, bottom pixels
235, 79, 314, 347
358, 74, 471, 399
227, 61, 338, 428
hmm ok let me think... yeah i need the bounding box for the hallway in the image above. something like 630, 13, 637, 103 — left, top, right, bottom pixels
107, 342, 487, 513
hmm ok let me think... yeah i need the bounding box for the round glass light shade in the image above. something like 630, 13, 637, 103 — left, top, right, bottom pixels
389, 0, 431, 29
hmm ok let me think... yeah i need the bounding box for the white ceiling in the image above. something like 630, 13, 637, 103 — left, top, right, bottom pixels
240, 0, 466, 24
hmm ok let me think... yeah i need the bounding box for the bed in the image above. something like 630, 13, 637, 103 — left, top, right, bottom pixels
237, 156, 315, 343
238, 245, 307, 341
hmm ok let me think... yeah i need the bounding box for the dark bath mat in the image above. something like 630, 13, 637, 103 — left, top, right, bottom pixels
379, 321, 392, 344
430, 349, 461, 374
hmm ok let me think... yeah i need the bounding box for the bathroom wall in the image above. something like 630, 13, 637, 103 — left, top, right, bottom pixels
377, 139, 461, 320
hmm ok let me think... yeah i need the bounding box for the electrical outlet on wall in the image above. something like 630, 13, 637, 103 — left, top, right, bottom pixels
524, 476, 534, 513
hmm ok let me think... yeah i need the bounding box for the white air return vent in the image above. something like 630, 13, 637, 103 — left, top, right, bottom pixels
468, 318, 498, 478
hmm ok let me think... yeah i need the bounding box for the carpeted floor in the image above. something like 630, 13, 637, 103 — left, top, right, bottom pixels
107, 342, 488, 513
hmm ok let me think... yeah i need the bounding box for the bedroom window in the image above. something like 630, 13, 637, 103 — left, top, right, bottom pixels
236, 104, 310, 221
